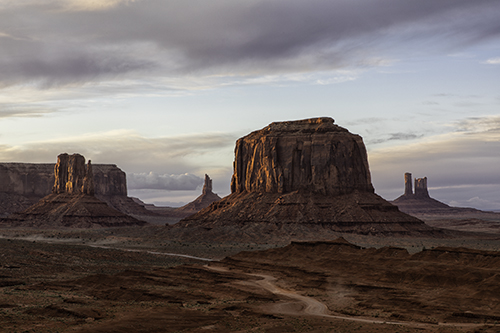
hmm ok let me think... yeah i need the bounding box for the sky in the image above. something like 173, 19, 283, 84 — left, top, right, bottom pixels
0, 0, 499, 210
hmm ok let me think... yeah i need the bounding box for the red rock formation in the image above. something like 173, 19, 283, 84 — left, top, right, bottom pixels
0, 161, 139, 217
82, 160, 95, 196
202, 174, 213, 195
5, 153, 146, 228
404, 172, 413, 196
230, 117, 373, 195
174, 118, 436, 241
145, 174, 222, 224
414, 177, 429, 198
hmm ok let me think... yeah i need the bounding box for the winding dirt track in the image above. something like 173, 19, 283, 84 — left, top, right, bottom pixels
205, 265, 484, 330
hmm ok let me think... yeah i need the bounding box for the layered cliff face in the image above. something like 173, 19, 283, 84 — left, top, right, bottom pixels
52, 153, 94, 195
230, 117, 374, 195
0, 163, 54, 198
0, 162, 126, 197
0, 161, 128, 216
3, 153, 146, 228
175, 118, 436, 241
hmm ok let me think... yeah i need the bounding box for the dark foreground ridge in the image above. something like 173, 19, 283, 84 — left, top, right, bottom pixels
174, 117, 442, 242
3, 236, 500, 332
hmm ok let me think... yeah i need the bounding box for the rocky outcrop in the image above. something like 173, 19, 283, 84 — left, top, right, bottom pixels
0, 161, 129, 216
414, 177, 429, 198
174, 118, 437, 241
391, 173, 500, 231
230, 117, 373, 195
0, 163, 54, 198
3, 153, 147, 228
399, 173, 430, 199
202, 174, 213, 195
144, 174, 222, 224
174, 174, 221, 216
0, 161, 127, 197
404, 172, 413, 196
52, 153, 93, 195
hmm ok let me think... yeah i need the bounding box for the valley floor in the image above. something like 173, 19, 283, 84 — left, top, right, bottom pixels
1, 226, 500, 332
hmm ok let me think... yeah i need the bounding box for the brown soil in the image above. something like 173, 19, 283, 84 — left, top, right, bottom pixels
2, 230, 500, 332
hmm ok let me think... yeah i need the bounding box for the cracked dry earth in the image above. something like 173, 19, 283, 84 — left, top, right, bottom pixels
2, 237, 500, 332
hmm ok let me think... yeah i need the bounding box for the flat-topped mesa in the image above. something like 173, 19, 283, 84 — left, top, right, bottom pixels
52, 153, 94, 195
414, 177, 430, 198
230, 117, 374, 196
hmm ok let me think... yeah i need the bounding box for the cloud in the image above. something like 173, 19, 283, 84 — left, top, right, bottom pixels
0, 0, 138, 12
0, 0, 499, 88
370, 132, 424, 145
0, 99, 61, 118
127, 172, 203, 191
482, 57, 500, 64
0, 129, 236, 174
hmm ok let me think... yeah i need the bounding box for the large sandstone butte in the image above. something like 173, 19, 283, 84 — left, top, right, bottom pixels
5, 153, 147, 228
0, 160, 159, 220
175, 118, 437, 241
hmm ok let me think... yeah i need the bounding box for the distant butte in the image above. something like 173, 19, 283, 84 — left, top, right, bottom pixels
142, 174, 222, 223
4, 153, 147, 228
174, 174, 221, 216
173, 117, 440, 242
391, 173, 500, 233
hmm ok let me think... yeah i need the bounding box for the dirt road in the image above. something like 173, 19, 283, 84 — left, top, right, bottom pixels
205, 265, 485, 330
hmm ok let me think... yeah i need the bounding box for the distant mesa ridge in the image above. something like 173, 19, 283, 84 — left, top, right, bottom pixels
4, 153, 146, 228
175, 117, 439, 240
0, 159, 156, 219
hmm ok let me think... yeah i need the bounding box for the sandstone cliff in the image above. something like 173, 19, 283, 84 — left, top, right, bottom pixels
0, 161, 135, 217
230, 117, 373, 195
4, 153, 146, 228
174, 118, 436, 241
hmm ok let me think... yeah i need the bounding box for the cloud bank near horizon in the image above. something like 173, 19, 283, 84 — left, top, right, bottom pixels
127, 172, 203, 191
0, 130, 236, 175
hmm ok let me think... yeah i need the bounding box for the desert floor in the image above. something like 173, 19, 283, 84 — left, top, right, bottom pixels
1, 225, 500, 332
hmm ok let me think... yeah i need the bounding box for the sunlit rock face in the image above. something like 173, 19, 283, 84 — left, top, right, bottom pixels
0, 160, 128, 217
414, 177, 430, 198
53, 153, 85, 194
52, 153, 94, 195
3, 153, 146, 228
175, 118, 435, 242
404, 172, 413, 196
230, 117, 374, 196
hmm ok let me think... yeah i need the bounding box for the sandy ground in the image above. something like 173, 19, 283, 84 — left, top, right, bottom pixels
2, 226, 500, 332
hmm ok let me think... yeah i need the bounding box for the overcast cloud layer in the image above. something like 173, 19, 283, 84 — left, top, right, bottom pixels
1, 0, 499, 88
